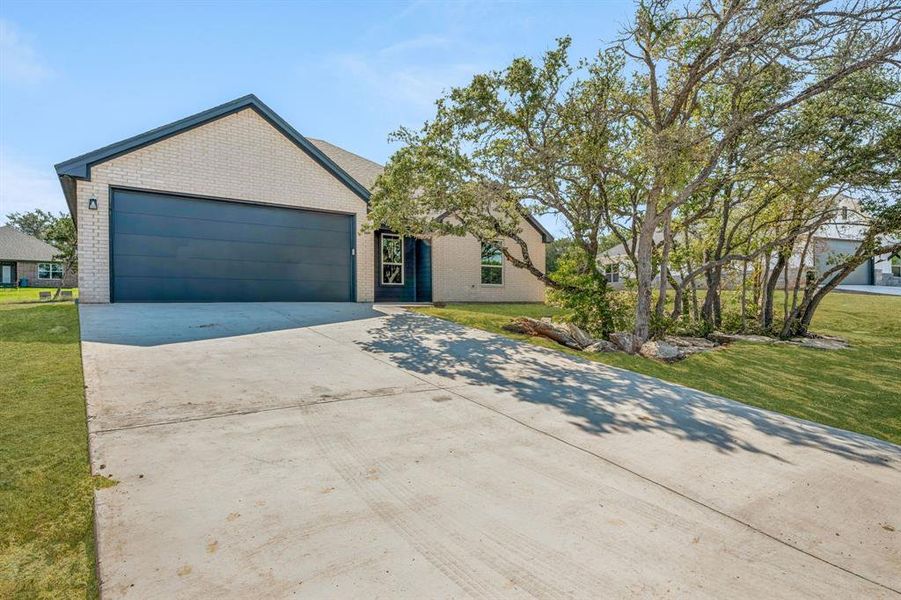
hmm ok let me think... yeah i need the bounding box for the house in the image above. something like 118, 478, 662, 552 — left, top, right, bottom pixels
54, 95, 551, 304
597, 195, 899, 289
0, 226, 77, 288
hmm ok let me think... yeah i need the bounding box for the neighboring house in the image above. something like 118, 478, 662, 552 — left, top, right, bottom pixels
54, 95, 551, 304
597, 195, 899, 289
0, 226, 77, 288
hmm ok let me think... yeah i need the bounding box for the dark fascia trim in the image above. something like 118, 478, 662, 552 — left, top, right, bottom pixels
54, 94, 372, 206
435, 210, 554, 243
524, 214, 554, 243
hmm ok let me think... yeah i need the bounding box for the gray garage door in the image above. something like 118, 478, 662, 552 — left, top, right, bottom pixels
111, 190, 354, 302
815, 238, 872, 286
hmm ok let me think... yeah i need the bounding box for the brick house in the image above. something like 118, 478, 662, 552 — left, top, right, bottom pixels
54, 95, 551, 304
0, 226, 77, 288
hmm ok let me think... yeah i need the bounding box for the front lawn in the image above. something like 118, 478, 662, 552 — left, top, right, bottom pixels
416, 292, 901, 445
0, 287, 79, 304
0, 302, 104, 598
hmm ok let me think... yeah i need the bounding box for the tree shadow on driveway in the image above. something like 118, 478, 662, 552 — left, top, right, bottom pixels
357, 311, 899, 467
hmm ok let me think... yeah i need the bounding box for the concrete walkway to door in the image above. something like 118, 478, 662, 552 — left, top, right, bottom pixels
79, 303, 901, 599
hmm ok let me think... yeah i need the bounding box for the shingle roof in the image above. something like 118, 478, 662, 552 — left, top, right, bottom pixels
308, 139, 552, 242
307, 138, 384, 191
0, 226, 60, 262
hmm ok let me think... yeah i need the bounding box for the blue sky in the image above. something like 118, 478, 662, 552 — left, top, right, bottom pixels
0, 0, 633, 235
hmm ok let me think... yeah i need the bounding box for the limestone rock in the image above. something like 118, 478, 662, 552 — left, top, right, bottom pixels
639, 341, 683, 361
609, 331, 638, 353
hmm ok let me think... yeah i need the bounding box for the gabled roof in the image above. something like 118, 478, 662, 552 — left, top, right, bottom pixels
0, 226, 61, 262
53, 94, 552, 243
308, 138, 384, 191
54, 95, 371, 216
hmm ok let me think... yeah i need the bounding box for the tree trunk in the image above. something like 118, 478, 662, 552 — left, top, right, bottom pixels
655, 214, 672, 319
701, 263, 722, 328
633, 211, 659, 350
762, 251, 786, 330
740, 260, 749, 330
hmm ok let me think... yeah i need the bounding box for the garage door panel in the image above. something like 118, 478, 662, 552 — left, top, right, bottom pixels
114, 254, 349, 282
112, 276, 350, 303
114, 212, 349, 249
111, 190, 354, 302
816, 239, 871, 285
113, 190, 352, 233
113, 234, 351, 266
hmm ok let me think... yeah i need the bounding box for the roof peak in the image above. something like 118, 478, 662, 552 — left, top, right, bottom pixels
54, 95, 372, 219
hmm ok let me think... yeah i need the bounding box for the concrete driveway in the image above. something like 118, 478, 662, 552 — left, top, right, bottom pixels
79, 303, 901, 599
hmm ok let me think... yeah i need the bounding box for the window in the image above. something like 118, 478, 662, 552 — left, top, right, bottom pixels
604, 263, 620, 283
892, 255, 901, 277
37, 263, 63, 279
480, 242, 503, 285
380, 234, 404, 285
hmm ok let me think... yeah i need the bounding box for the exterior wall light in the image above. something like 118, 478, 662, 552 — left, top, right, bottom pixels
88, 197, 98, 210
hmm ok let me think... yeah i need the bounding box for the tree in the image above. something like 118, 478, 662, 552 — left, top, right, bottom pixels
368, 38, 626, 335
605, 0, 901, 348
4, 209, 58, 240
370, 0, 901, 351
43, 216, 77, 299
545, 238, 574, 274
781, 200, 901, 337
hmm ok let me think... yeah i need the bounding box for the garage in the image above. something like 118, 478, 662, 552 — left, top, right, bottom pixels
110, 189, 354, 302
815, 238, 872, 286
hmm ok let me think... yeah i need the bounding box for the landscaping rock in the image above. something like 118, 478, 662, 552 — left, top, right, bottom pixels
709, 331, 775, 344
583, 340, 617, 353
794, 337, 850, 350
639, 340, 683, 361
609, 331, 638, 353
665, 336, 716, 348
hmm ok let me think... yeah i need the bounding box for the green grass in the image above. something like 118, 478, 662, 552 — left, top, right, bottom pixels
0, 288, 79, 304
0, 303, 106, 598
416, 293, 901, 445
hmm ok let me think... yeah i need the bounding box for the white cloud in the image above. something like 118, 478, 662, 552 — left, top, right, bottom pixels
0, 19, 52, 85
0, 150, 68, 221
330, 51, 483, 112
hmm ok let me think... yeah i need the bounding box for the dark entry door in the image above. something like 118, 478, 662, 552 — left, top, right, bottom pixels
110, 189, 354, 302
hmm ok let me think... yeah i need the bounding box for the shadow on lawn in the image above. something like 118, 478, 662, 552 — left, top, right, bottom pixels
358, 311, 899, 467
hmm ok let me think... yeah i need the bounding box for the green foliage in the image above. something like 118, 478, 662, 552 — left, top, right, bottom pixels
45, 216, 78, 275
545, 238, 574, 273
546, 246, 620, 336
4, 209, 59, 240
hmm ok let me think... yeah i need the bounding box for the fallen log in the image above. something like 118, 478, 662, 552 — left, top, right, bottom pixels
502, 317, 594, 350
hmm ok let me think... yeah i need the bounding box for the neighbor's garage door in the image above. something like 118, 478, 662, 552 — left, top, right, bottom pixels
816, 238, 872, 286
110, 189, 354, 302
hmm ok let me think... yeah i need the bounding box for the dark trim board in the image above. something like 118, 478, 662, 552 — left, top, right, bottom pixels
109, 188, 356, 303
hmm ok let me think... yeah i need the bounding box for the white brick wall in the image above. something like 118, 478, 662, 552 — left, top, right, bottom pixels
75, 108, 372, 303
431, 222, 546, 303
74, 106, 547, 304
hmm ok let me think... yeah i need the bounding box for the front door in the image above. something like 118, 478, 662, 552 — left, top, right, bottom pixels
1, 263, 15, 286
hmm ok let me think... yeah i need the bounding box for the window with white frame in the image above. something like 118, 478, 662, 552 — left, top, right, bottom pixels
380, 234, 404, 285
604, 263, 620, 283
892, 255, 901, 277
38, 263, 63, 279
480, 242, 503, 285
